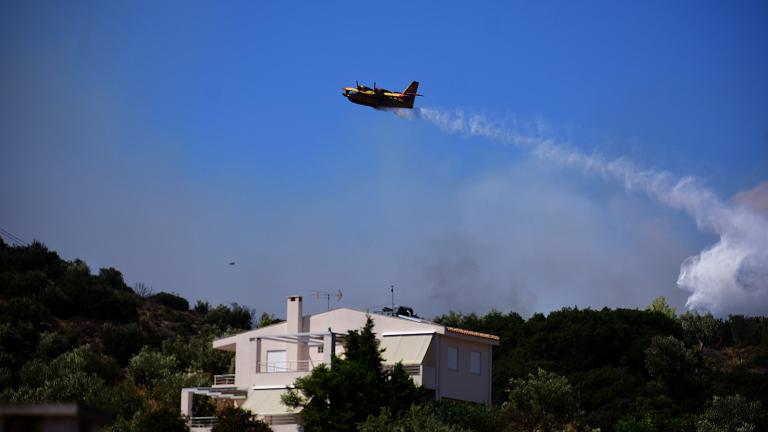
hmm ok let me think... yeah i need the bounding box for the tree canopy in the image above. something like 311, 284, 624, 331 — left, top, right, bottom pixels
0, 241, 268, 431
281, 317, 422, 432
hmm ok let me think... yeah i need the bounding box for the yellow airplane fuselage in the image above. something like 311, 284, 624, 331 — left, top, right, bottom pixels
342, 81, 420, 109
342, 89, 416, 109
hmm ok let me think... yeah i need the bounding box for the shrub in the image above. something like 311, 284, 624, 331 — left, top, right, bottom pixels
127, 347, 178, 386
149, 292, 190, 311
102, 323, 149, 366
359, 405, 469, 432
204, 304, 253, 331
133, 408, 189, 432
644, 335, 699, 392
503, 368, 578, 432
212, 406, 272, 432
696, 394, 765, 432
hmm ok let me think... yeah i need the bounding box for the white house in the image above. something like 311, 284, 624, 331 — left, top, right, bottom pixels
181, 296, 499, 431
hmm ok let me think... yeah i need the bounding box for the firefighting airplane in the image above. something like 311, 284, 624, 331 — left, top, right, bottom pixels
342, 81, 422, 109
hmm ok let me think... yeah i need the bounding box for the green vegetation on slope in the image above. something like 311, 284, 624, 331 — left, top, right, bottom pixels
1, 238, 766, 431
434, 298, 768, 431
0, 239, 264, 431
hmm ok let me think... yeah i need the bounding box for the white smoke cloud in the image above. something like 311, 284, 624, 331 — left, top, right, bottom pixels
733, 182, 768, 216
397, 107, 768, 316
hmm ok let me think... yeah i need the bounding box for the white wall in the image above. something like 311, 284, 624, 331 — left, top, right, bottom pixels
436, 336, 492, 404
213, 306, 495, 406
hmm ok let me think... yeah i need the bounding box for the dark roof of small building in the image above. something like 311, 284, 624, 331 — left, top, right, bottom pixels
0, 403, 114, 423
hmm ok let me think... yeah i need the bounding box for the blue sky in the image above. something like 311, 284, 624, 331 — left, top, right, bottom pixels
2, 1, 767, 318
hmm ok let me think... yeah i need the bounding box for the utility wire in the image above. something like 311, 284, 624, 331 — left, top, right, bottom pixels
5, 228, 25, 244
0, 226, 26, 245
0, 226, 29, 246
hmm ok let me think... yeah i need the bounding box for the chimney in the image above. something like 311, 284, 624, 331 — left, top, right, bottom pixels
287, 295, 306, 366
287, 295, 303, 333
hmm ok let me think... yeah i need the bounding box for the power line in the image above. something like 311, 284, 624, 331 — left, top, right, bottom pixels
0, 226, 27, 246
0, 226, 28, 246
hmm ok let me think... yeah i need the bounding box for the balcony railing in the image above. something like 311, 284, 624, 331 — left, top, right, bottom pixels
383, 363, 421, 376
212, 374, 235, 386
257, 360, 314, 373
190, 416, 218, 428
263, 414, 301, 426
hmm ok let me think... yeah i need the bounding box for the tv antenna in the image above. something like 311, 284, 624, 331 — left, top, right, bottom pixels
390, 285, 395, 313
313, 290, 343, 311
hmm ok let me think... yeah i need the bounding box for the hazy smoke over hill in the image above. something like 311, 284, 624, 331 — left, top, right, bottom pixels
401, 107, 768, 316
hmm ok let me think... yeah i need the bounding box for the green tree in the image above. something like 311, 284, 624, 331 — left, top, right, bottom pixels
358, 405, 470, 432
212, 406, 272, 432
385, 363, 424, 416
281, 317, 421, 432
204, 303, 253, 331
149, 372, 209, 411
20, 345, 121, 387
726, 315, 768, 347
98, 267, 131, 292
420, 399, 505, 432
0, 320, 40, 372
194, 300, 210, 314
2, 345, 137, 415
503, 368, 578, 432
133, 408, 189, 432
36, 331, 74, 361
570, 365, 644, 430
647, 296, 676, 319
162, 327, 234, 375
102, 323, 149, 365
127, 347, 178, 386
696, 394, 765, 432
680, 311, 723, 348
615, 412, 662, 432
256, 312, 283, 328
644, 335, 699, 392
149, 292, 190, 311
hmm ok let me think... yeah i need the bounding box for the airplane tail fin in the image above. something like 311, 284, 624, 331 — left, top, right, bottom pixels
403, 81, 419, 108
403, 81, 419, 95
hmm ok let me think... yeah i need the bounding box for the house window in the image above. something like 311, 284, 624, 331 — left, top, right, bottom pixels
470, 351, 481, 375
317, 345, 324, 353
447, 347, 458, 371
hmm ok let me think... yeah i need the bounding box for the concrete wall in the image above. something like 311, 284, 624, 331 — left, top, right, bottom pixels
435, 335, 493, 404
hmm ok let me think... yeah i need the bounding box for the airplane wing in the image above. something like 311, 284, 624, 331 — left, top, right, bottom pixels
343, 87, 375, 95
382, 92, 423, 97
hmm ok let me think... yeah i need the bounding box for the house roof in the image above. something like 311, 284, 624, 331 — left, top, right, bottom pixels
213, 307, 500, 348
446, 326, 501, 342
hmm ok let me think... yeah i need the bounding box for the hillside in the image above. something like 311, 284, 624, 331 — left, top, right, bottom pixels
0, 238, 272, 430
434, 303, 768, 430
1, 238, 766, 431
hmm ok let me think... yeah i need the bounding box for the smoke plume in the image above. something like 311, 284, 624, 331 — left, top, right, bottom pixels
400, 107, 768, 316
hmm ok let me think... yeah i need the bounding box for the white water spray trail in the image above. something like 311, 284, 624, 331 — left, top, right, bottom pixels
404, 107, 768, 316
